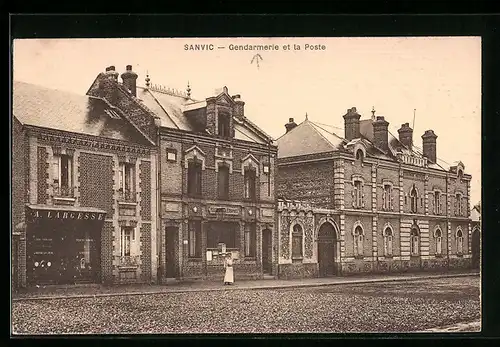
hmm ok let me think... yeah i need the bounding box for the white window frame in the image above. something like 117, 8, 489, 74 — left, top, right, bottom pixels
119, 162, 136, 195
52, 154, 73, 188
120, 227, 135, 257
456, 228, 464, 254
353, 180, 364, 209
382, 184, 393, 211
410, 228, 419, 256
434, 191, 441, 215
353, 225, 364, 257
434, 228, 443, 256
383, 227, 393, 257
410, 186, 418, 213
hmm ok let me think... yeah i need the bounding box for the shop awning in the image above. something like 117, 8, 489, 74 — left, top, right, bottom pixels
26, 204, 107, 222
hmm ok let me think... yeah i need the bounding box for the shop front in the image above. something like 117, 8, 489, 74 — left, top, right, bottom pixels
25, 205, 106, 286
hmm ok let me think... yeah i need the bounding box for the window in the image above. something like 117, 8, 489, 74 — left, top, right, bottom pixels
244, 168, 256, 200
244, 223, 256, 257
434, 191, 441, 214
456, 229, 464, 254
187, 160, 202, 197
355, 149, 364, 161
353, 180, 364, 208
410, 228, 419, 256
435, 229, 442, 256
455, 194, 463, 216
188, 221, 201, 258
217, 165, 230, 199
207, 222, 237, 249
218, 113, 231, 137
118, 162, 136, 201
120, 227, 134, 257
383, 228, 393, 257
410, 186, 418, 213
353, 226, 364, 257
52, 154, 73, 196
166, 149, 177, 162
383, 184, 393, 211
292, 224, 303, 259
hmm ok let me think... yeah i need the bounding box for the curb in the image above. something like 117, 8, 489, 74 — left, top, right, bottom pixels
12, 272, 479, 302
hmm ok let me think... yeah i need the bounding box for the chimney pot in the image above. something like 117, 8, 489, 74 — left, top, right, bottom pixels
109, 66, 115, 71
121, 65, 138, 97
126, 65, 132, 71
289, 118, 294, 122
398, 122, 414, 149
285, 118, 298, 133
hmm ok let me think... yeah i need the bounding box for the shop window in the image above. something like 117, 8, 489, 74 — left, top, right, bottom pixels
244, 223, 256, 257
217, 165, 230, 200
52, 154, 74, 197
244, 168, 256, 201
353, 226, 364, 257
410, 228, 419, 256
218, 113, 231, 138
118, 162, 136, 202
435, 228, 443, 256
292, 224, 303, 259
188, 221, 202, 258
383, 227, 393, 257
207, 223, 237, 249
187, 160, 202, 197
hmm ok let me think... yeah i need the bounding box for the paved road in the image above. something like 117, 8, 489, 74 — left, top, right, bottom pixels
11, 276, 480, 334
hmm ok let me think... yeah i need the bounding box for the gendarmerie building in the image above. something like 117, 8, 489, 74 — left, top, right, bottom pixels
275, 108, 473, 279
85, 66, 278, 282
12, 78, 158, 288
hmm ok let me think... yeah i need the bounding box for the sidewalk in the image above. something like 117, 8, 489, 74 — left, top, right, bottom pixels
12, 270, 479, 301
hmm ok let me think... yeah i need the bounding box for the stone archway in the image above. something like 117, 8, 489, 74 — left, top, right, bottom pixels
317, 222, 338, 277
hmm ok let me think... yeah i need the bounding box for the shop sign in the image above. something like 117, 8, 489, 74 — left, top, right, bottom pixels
29, 209, 106, 221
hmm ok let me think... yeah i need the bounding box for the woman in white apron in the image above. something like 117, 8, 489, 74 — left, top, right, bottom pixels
223, 253, 234, 285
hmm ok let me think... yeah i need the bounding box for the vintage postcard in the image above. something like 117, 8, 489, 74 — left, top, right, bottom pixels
11, 37, 481, 334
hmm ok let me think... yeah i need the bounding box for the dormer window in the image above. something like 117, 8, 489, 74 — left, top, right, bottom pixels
218, 113, 231, 138
355, 149, 364, 162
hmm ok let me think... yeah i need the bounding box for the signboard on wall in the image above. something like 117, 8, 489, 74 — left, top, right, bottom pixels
26, 206, 106, 223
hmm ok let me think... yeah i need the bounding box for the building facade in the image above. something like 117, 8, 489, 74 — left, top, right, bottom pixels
12, 80, 158, 288
276, 108, 473, 278
85, 66, 278, 282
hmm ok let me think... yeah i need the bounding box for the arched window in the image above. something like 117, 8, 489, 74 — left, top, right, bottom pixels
355, 149, 364, 162
410, 228, 419, 256
434, 228, 442, 256
353, 225, 364, 257
456, 229, 464, 254
292, 224, 303, 259
383, 227, 393, 257
410, 185, 418, 213
434, 191, 441, 215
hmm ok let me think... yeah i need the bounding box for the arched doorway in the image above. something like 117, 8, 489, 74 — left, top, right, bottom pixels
318, 222, 337, 277
471, 227, 480, 269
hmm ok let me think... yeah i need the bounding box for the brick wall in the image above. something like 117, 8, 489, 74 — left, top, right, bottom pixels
161, 141, 183, 195
101, 221, 114, 284
36, 147, 49, 204
12, 119, 26, 230
344, 160, 372, 211
140, 160, 151, 220
344, 215, 373, 258
277, 161, 334, 208
140, 223, 152, 282
79, 152, 114, 215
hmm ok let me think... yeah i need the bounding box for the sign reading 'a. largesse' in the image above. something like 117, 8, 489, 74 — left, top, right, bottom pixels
28, 209, 106, 221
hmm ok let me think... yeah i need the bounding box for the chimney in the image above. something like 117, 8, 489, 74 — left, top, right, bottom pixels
105, 66, 119, 82
121, 65, 138, 97
285, 118, 297, 133
422, 130, 438, 163
232, 94, 245, 118
398, 122, 413, 149
343, 107, 361, 141
372, 115, 389, 151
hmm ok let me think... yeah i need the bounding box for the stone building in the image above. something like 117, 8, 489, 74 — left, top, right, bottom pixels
85, 66, 278, 282
12, 80, 158, 288
276, 108, 473, 278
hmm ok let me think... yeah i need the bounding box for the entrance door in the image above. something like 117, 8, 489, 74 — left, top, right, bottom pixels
318, 223, 337, 277
262, 229, 272, 274
471, 227, 480, 269
165, 226, 178, 278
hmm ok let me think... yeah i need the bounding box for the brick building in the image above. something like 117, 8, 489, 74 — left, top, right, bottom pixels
470, 203, 480, 269
12, 80, 158, 288
276, 108, 473, 278
85, 66, 278, 282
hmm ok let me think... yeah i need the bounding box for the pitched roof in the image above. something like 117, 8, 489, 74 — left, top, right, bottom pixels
13, 81, 150, 144
276, 119, 344, 158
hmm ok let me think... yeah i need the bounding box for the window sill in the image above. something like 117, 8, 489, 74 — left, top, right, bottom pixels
410, 255, 420, 258
244, 256, 256, 260
188, 257, 202, 262
457, 253, 464, 258
354, 255, 364, 260
384, 255, 393, 259
187, 194, 204, 199
435, 254, 443, 258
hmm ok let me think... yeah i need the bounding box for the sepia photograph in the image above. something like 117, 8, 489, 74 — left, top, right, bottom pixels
10, 36, 481, 335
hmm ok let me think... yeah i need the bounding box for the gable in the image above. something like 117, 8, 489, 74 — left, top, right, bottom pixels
215, 93, 234, 106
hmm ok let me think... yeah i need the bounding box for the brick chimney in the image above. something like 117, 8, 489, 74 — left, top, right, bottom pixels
98, 66, 118, 104
285, 118, 297, 133
372, 116, 389, 151
105, 66, 119, 82
343, 107, 361, 141
232, 94, 245, 118
422, 130, 438, 163
121, 65, 138, 97
398, 122, 413, 149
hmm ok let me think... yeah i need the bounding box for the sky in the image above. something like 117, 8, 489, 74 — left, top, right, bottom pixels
12, 37, 481, 205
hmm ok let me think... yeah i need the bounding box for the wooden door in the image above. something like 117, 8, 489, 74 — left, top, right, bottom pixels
165, 226, 178, 278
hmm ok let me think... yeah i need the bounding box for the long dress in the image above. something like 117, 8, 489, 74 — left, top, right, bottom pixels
224, 257, 234, 284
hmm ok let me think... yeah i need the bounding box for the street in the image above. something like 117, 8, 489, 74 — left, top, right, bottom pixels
11, 276, 480, 334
